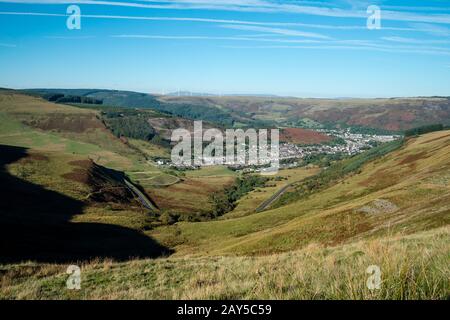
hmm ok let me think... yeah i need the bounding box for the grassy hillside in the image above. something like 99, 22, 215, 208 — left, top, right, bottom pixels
151, 130, 450, 256
26, 89, 450, 131
0, 91, 235, 218
26, 89, 238, 127
161, 95, 450, 131
0, 144, 171, 263
223, 167, 319, 219
0, 91, 143, 170
273, 138, 405, 208
1, 226, 448, 299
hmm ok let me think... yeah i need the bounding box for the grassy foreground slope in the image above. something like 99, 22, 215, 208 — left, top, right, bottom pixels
1, 227, 448, 299
152, 130, 450, 256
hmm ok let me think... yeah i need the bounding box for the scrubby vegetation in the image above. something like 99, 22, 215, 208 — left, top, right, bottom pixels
300, 152, 347, 167
274, 139, 405, 207
404, 123, 444, 137
1, 227, 448, 299
210, 175, 268, 217
154, 102, 235, 127
104, 116, 156, 141
43, 93, 103, 105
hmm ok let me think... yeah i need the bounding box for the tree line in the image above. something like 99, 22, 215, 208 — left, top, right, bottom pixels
210, 175, 268, 217
404, 124, 444, 137
43, 93, 103, 105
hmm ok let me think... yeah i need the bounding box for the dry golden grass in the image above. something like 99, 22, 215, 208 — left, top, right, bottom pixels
147, 175, 235, 214
1, 227, 448, 299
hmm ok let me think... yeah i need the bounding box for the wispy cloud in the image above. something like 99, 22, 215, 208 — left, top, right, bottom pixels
113, 33, 450, 56
219, 24, 330, 39
409, 22, 450, 36
382, 36, 450, 45
0, 10, 348, 29
112, 33, 374, 45
221, 44, 450, 56
45, 35, 96, 39
0, 42, 16, 47
382, 5, 450, 12
111, 34, 322, 44
2, 0, 450, 24
0, 10, 447, 35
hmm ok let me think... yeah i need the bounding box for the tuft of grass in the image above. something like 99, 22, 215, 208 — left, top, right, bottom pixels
1, 227, 448, 300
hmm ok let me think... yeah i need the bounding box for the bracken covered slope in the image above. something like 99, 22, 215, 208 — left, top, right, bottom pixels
151, 130, 450, 256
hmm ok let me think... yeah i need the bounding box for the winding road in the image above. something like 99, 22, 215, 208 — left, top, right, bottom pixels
103, 165, 159, 212
255, 183, 295, 213
123, 179, 159, 212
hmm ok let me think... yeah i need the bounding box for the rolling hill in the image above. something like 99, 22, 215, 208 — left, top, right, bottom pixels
27, 89, 450, 132
0, 90, 448, 299
0, 90, 236, 237
25, 89, 238, 127
160, 95, 450, 131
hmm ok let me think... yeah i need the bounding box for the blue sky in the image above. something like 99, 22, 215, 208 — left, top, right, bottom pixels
0, 0, 449, 97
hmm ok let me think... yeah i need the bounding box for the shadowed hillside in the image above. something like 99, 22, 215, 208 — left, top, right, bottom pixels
0, 145, 172, 263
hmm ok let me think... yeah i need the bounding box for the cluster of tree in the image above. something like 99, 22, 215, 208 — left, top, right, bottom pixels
43, 93, 65, 101
320, 122, 398, 135
99, 109, 172, 147
35, 89, 268, 128
303, 152, 347, 167
210, 175, 268, 217
105, 116, 156, 141
274, 138, 404, 208
43, 93, 103, 105
347, 125, 397, 135
280, 153, 347, 168
404, 124, 444, 137
327, 137, 347, 146
295, 136, 347, 148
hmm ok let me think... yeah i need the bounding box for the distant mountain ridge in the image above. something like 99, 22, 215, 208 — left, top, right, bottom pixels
21, 88, 450, 132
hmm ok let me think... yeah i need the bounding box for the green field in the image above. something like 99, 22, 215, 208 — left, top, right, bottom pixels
185, 165, 236, 178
